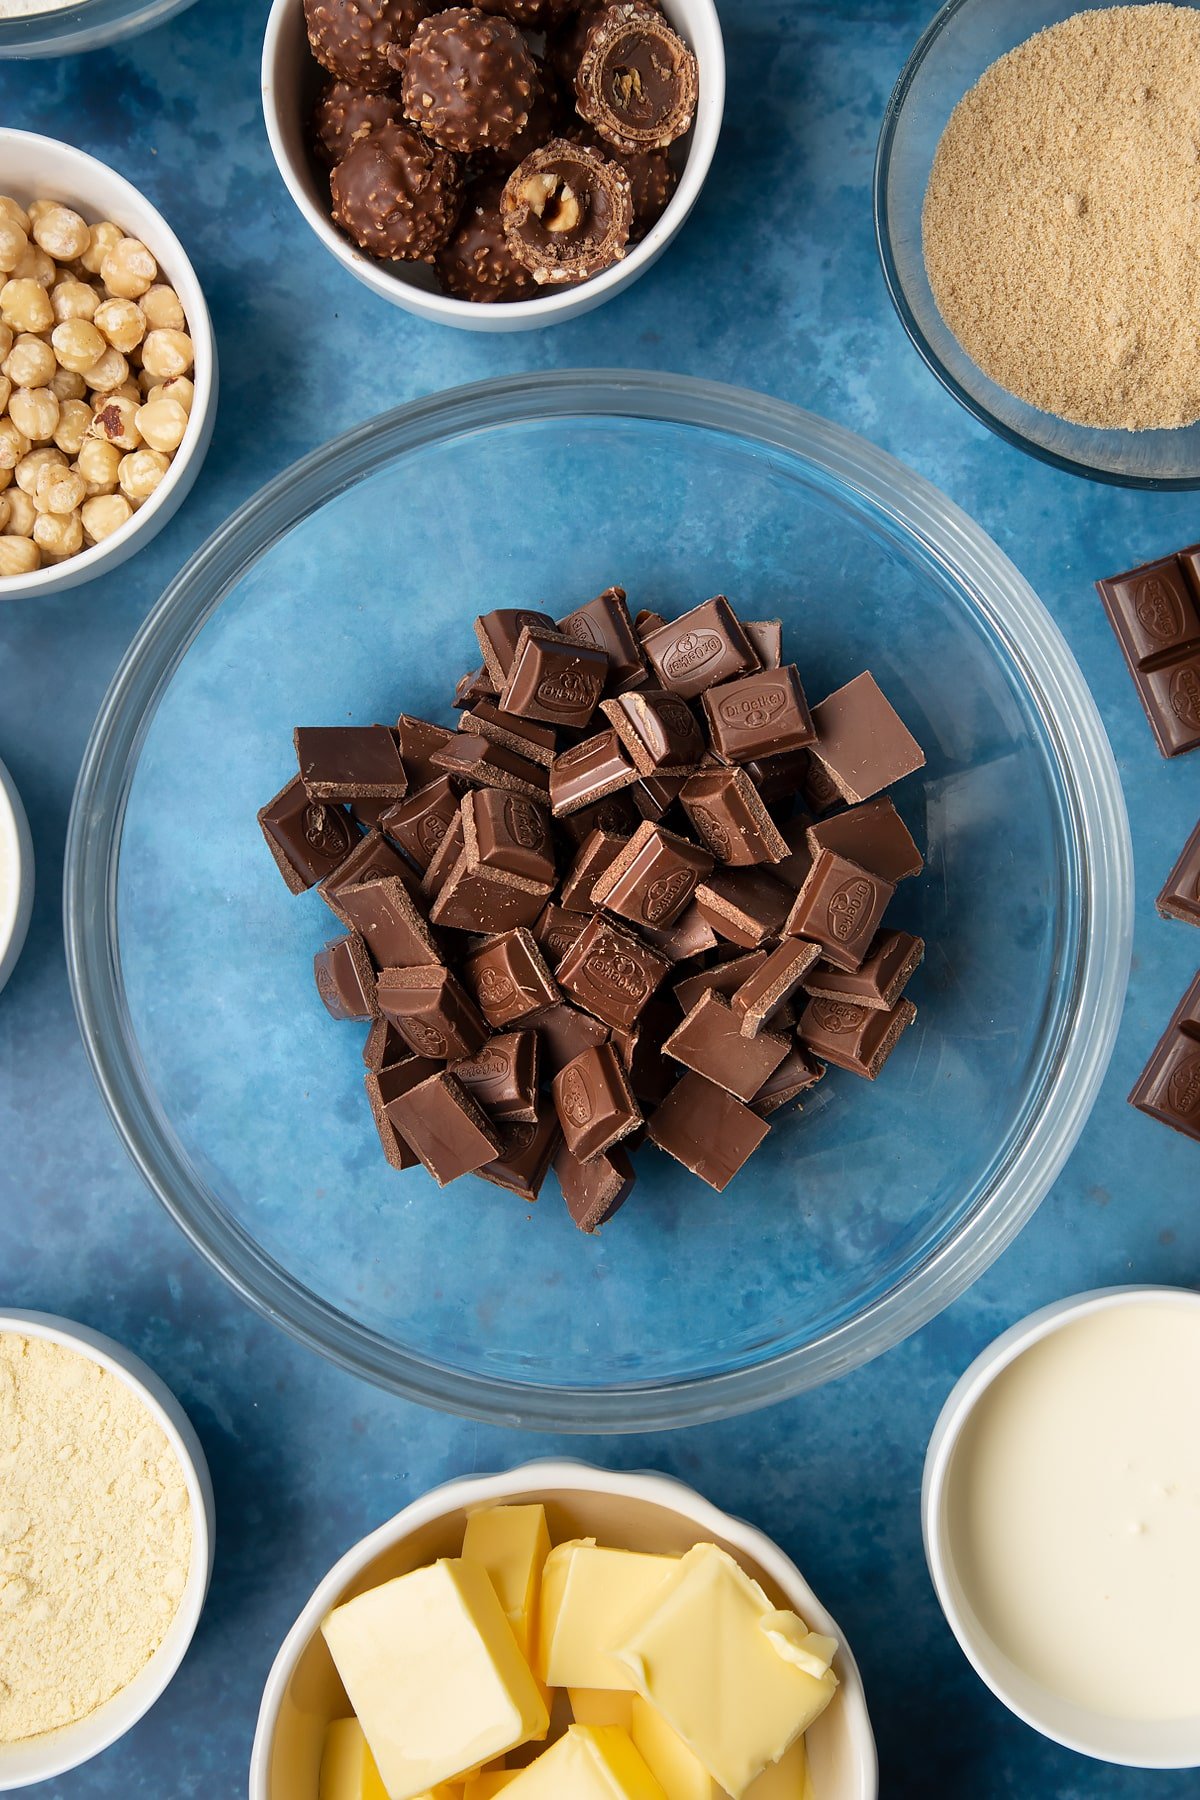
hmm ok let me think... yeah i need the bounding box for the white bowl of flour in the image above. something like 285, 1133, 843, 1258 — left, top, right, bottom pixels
0, 1311, 214, 1789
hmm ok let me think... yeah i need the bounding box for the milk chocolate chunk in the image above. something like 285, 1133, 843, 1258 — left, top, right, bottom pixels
305, 0, 431, 88
366, 1054, 441, 1169
474, 608, 558, 686
1097, 548, 1200, 757
552, 1040, 641, 1159
610, 996, 677, 1105
1159, 820, 1200, 925
331, 122, 464, 261
549, 730, 638, 817
743, 620, 782, 668
663, 989, 790, 1102
314, 933, 378, 1020
555, 1140, 636, 1232
809, 673, 925, 802
575, 2, 698, 150
557, 790, 641, 844
693, 869, 792, 949
750, 1047, 824, 1117
802, 928, 924, 1013
602, 688, 704, 774
560, 829, 627, 911
386, 1069, 503, 1185
320, 828, 419, 922
477, 1104, 562, 1200
376, 962, 489, 1059
556, 912, 670, 1030
396, 715, 454, 785
499, 625, 608, 729
259, 775, 359, 894
430, 733, 549, 800
381, 775, 460, 871
529, 999, 610, 1072
454, 665, 495, 708
363, 1016, 409, 1070
402, 5, 540, 154
534, 901, 592, 966
463, 788, 556, 889
590, 819, 712, 929
421, 809, 465, 899
731, 938, 821, 1037
648, 1071, 769, 1192
430, 847, 549, 931
501, 140, 633, 285
674, 948, 769, 1014
1129, 971, 1200, 1142
798, 993, 917, 1079
454, 1029, 539, 1122
636, 901, 718, 963
558, 586, 646, 691
641, 598, 757, 699
701, 664, 815, 764
680, 767, 790, 866
338, 875, 439, 968
458, 698, 557, 766
785, 847, 895, 972
806, 797, 923, 883
295, 724, 409, 802
464, 926, 559, 1026
631, 772, 687, 821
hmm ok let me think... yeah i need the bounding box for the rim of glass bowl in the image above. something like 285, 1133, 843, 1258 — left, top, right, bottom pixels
873, 0, 1200, 492
0, 0, 198, 57
63, 370, 1133, 1431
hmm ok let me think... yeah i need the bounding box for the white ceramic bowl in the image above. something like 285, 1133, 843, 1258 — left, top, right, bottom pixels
261, 0, 724, 332
0, 754, 32, 995
0, 1309, 215, 1791
250, 1459, 877, 1800
0, 130, 217, 600
923, 1285, 1200, 1768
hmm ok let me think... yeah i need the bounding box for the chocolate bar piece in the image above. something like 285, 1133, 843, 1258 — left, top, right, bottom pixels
750, 1048, 824, 1117
464, 927, 558, 1027
366, 1055, 441, 1169
430, 734, 549, 801
1129, 971, 1200, 1142
590, 820, 713, 931
454, 666, 495, 709
674, 949, 769, 1014
294, 724, 408, 802
457, 698, 557, 767
376, 963, 489, 1060
499, 626, 607, 730
634, 609, 666, 639
314, 934, 377, 1020
557, 586, 646, 692
474, 607, 557, 686
680, 767, 789, 866
396, 714, 453, 786
772, 815, 815, 889
802, 928, 924, 1012
462, 788, 556, 889
557, 791, 641, 844
630, 772, 687, 821
529, 1000, 610, 1073
560, 829, 627, 911
552, 1041, 641, 1160
549, 730, 639, 816
641, 598, 758, 699
1158, 819, 1200, 925
386, 1069, 503, 1185
702, 665, 815, 764
743, 620, 782, 668
421, 810, 464, 900
477, 1105, 562, 1200
601, 689, 705, 774
381, 776, 459, 872
556, 913, 671, 1031
1096, 548, 1200, 757
694, 869, 792, 949
258, 775, 359, 894
809, 673, 925, 802
798, 993, 917, 1078
648, 1071, 770, 1192
663, 989, 790, 1102
337, 876, 439, 969
611, 996, 679, 1106
430, 847, 549, 933
554, 1141, 636, 1232
731, 939, 821, 1037
319, 828, 419, 922
362, 1016, 409, 1071
636, 902, 718, 964
806, 797, 924, 883
785, 848, 895, 972
454, 1030, 539, 1123
535, 902, 593, 967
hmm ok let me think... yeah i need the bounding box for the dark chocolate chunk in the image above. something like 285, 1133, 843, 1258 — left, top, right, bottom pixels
731, 938, 821, 1037
402, 5, 540, 154
314, 933, 378, 1020
330, 122, 464, 261
295, 724, 409, 802
397, 715, 454, 785
554, 1139, 635, 1232
477, 1104, 562, 1200
560, 829, 627, 911
702, 664, 815, 765
385, 1069, 503, 1184
750, 1047, 825, 1117
641, 598, 757, 699
501, 140, 633, 285
557, 586, 646, 691
458, 698, 557, 766
556, 912, 670, 1030
1097, 548, 1200, 757
376, 962, 489, 1059
680, 767, 790, 866
304, 0, 430, 88
529, 999, 610, 1072
556, 790, 641, 844
549, 729, 639, 816
602, 688, 705, 773
430, 734, 549, 800
464, 926, 559, 1026
590, 819, 713, 929
648, 1071, 770, 1192
463, 788, 556, 888
436, 176, 538, 303
499, 625, 608, 729
319, 828, 419, 922
1129, 971, 1200, 1142
798, 993, 917, 1079
575, 1, 698, 151
1159, 819, 1200, 925
381, 775, 460, 871
802, 928, 924, 1013
259, 774, 359, 895
693, 868, 793, 948
312, 80, 408, 168
630, 772, 687, 821
809, 673, 925, 802
662, 989, 790, 1102
610, 995, 678, 1105
454, 1029, 539, 1122
474, 608, 558, 686
805, 797, 923, 884
552, 1040, 641, 1159
337, 875, 439, 968
784, 847, 894, 972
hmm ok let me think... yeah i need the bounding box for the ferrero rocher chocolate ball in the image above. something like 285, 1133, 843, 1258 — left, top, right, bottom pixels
575, 1, 697, 151
401, 6, 540, 155
331, 120, 464, 259
501, 137, 632, 284
311, 80, 407, 168
436, 177, 538, 301
304, 0, 432, 89
475, 0, 574, 28
488, 56, 567, 171
570, 123, 677, 239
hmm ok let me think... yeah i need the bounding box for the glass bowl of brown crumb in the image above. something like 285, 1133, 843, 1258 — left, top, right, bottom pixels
875, 0, 1200, 487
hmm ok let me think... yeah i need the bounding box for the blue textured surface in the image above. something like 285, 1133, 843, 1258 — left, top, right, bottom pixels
0, 2, 1197, 1796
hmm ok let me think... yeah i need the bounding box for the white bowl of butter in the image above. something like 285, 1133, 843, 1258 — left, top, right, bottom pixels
0, 1310, 214, 1790
924, 1285, 1200, 1767
251, 1459, 876, 1800
0, 755, 32, 996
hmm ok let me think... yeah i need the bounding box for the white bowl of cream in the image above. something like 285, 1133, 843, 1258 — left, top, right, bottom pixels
924, 1285, 1200, 1767
0, 755, 32, 996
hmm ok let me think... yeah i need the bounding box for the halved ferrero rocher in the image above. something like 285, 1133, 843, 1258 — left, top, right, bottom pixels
575, 1, 698, 152
500, 139, 632, 285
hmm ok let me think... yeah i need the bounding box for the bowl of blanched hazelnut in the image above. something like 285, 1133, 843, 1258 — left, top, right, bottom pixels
0, 130, 216, 598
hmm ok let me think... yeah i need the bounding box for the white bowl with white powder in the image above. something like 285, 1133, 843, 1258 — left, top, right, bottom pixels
0, 757, 31, 998
0, 0, 201, 61
0, 1310, 214, 1790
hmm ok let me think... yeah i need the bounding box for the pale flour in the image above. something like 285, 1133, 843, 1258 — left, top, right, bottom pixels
0, 1333, 193, 1743
923, 4, 1200, 430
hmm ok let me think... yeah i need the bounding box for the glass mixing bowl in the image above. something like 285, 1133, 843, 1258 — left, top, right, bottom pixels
65, 372, 1132, 1430
875, 0, 1200, 487
0, 0, 197, 58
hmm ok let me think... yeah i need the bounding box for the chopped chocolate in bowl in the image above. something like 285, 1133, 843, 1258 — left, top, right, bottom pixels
501, 138, 633, 284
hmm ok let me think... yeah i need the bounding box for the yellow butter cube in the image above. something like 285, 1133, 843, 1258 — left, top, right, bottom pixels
571, 1689, 635, 1729
462, 1506, 551, 1660
321, 1558, 549, 1800
462, 1775, 518, 1798
742, 1734, 809, 1800
538, 1541, 678, 1690
612, 1545, 837, 1799
320, 1718, 390, 1800
504, 1725, 667, 1800
630, 1697, 718, 1800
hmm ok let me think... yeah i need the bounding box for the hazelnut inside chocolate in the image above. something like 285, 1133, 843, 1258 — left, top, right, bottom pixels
502, 139, 632, 282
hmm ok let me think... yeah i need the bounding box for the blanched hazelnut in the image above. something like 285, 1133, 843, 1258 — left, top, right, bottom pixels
140, 283, 185, 331
31, 204, 90, 263
51, 317, 105, 372
15, 446, 65, 495
33, 461, 85, 515
80, 220, 121, 276
4, 334, 56, 388
135, 396, 188, 452
100, 237, 156, 299
5, 487, 34, 535
8, 386, 59, 443
0, 197, 31, 238
0, 278, 53, 334
9, 245, 55, 288
87, 393, 141, 449
0, 534, 40, 576
0, 217, 27, 274
0, 418, 30, 471
118, 446, 169, 500
53, 397, 92, 456
51, 278, 100, 323
33, 508, 83, 559
149, 374, 195, 415
93, 296, 145, 354
81, 492, 132, 543
48, 366, 85, 403
140, 328, 193, 379
82, 347, 128, 393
